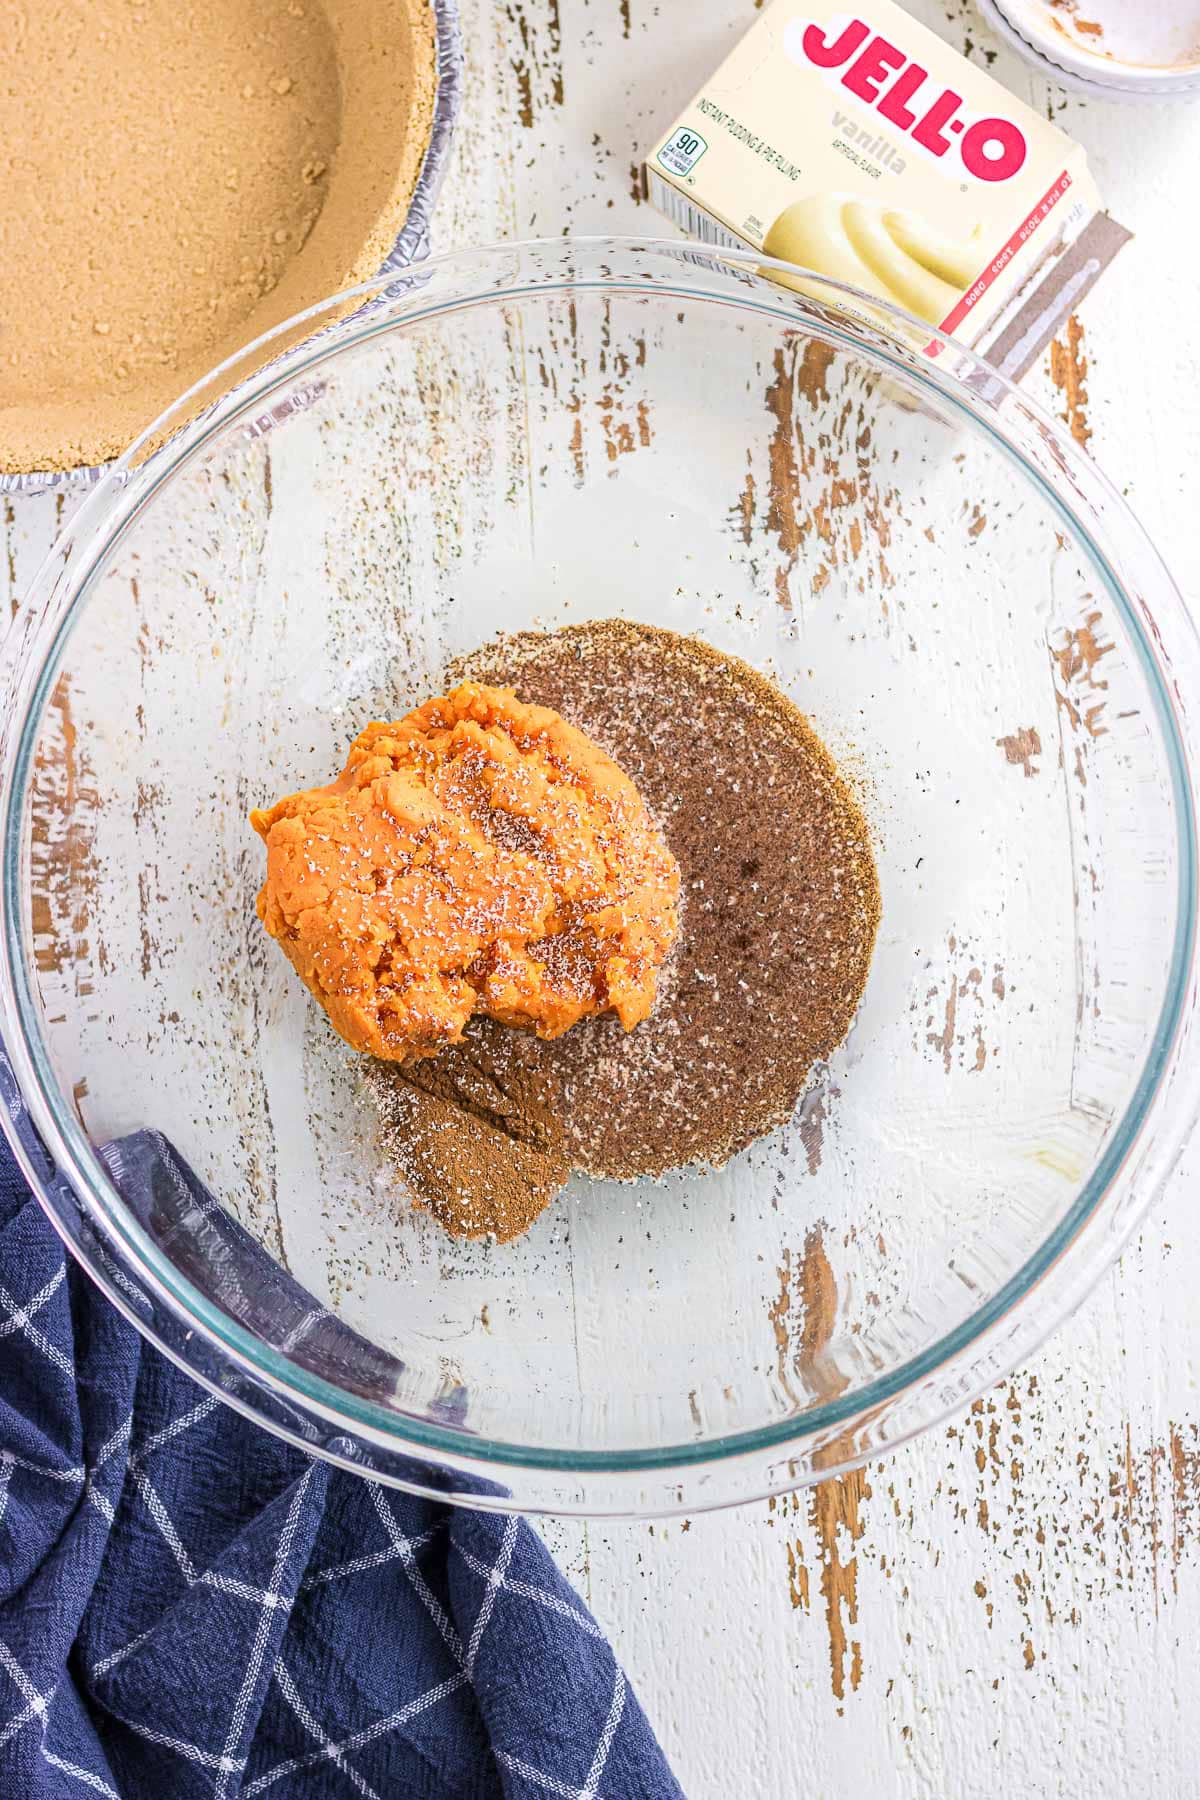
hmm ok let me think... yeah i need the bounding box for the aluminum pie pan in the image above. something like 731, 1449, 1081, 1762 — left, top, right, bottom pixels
0, 0, 464, 498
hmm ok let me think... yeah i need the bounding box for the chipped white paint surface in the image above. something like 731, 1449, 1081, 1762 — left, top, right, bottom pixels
6, 1, 1200, 1792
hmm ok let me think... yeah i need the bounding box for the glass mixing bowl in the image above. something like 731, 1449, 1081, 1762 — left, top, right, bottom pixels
3, 239, 1198, 1516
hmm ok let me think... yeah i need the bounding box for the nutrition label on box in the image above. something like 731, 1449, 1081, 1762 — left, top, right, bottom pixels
658, 126, 708, 178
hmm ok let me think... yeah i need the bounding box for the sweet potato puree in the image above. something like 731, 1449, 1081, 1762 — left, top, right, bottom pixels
250, 683, 680, 1061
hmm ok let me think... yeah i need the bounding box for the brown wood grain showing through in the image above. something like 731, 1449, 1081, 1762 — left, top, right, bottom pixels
756, 335, 899, 615
30, 675, 102, 995
504, 0, 564, 130
1050, 314, 1091, 451
996, 725, 1043, 778
769, 1230, 872, 1703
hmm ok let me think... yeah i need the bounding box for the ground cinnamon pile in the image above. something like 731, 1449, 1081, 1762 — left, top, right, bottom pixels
367, 621, 881, 1235
366, 1019, 569, 1243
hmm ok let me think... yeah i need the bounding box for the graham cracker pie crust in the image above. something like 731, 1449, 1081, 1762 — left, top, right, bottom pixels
0, 0, 438, 477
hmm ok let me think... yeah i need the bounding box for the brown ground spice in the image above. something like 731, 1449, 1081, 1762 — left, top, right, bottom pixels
367, 1019, 569, 1244
369, 620, 882, 1230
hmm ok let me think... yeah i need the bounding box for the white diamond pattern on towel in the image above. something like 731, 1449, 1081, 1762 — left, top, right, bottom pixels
89, 1488, 440, 1685
497, 1748, 612, 1800
243, 1671, 469, 1797
40, 1748, 122, 1798
0, 1269, 73, 1378
0, 1363, 666, 1795
0, 1437, 121, 1533
464, 1515, 519, 1677
90, 1623, 157, 1683
94, 1415, 132, 1471
300, 1520, 443, 1592
82, 1478, 115, 1526
0, 1265, 64, 1343
581, 1668, 626, 1799
236, 1497, 481, 1796
0, 1258, 157, 1618
0, 1637, 53, 1752
128, 1465, 198, 1582
0, 1061, 678, 1799
453, 1541, 607, 1641
87, 1393, 267, 1676
273, 1662, 385, 1800
492, 1664, 625, 1800
95, 1397, 218, 1629
368, 1486, 464, 1665
0, 1451, 84, 1487
128, 1397, 217, 1469
89, 1543, 296, 1682
212, 1463, 316, 1800
115, 1718, 245, 1774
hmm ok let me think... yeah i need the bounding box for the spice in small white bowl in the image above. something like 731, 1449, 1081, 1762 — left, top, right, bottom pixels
978, 0, 1200, 100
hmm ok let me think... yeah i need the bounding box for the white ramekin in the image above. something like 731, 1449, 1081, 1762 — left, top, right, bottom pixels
978, 0, 1200, 100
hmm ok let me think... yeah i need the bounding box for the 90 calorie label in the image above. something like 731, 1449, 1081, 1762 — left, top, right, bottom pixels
658, 126, 709, 179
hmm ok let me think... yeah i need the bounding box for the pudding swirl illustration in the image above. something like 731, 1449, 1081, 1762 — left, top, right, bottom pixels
763, 192, 984, 325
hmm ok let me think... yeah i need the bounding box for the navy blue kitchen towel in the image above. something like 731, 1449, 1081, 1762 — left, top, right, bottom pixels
0, 1092, 683, 1798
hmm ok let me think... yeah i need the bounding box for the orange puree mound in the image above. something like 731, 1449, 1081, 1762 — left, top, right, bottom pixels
250, 682, 681, 1061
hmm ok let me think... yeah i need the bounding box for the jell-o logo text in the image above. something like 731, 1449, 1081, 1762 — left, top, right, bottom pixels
786, 15, 1028, 182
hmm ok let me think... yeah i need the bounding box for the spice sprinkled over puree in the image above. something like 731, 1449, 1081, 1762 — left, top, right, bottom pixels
442, 621, 882, 1180
251, 683, 681, 1063
361, 623, 882, 1242
254, 624, 880, 1244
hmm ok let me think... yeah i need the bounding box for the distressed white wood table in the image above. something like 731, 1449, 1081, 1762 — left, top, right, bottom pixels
5, 2, 1200, 1792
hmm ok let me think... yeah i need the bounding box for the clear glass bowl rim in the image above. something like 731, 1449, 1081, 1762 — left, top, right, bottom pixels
3, 235, 1198, 1499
